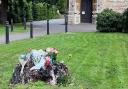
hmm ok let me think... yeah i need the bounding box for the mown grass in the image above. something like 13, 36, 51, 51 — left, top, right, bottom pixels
0, 32, 128, 89
0, 23, 29, 35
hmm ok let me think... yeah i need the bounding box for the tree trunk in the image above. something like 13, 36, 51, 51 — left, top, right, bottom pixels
0, 0, 8, 24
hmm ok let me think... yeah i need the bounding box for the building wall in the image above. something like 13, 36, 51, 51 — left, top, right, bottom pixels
98, 0, 128, 13
75, 0, 81, 24
68, 0, 74, 24
68, 0, 128, 24
68, 0, 81, 24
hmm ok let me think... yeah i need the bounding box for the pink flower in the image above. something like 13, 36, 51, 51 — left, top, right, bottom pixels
45, 56, 51, 68
46, 48, 54, 52
45, 56, 51, 61
45, 48, 58, 54
50, 48, 54, 52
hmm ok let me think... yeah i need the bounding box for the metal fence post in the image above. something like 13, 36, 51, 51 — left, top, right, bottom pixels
65, 14, 68, 33
30, 20, 33, 38
47, 3, 50, 35
5, 21, 9, 44
47, 19, 49, 35
65, 0, 69, 33
23, 16, 26, 30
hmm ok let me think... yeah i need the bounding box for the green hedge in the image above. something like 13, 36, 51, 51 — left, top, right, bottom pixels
33, 3, 59, 20
8, 2, 59, 23
96, 9, 123, 32
26, 2, 32, 21
10, 2, 32, 23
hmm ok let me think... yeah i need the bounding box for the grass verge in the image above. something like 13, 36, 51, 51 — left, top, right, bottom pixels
0, 32, 128, 89
0, 23, 29, 35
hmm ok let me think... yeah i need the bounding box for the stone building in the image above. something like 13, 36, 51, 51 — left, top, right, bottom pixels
68, 0, 128, 24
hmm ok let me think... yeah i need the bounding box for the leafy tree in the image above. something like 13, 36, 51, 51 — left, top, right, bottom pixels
0, 0, 68, 23
33, 0, 67, 14
8, 0, 32, 23
57, 0, 67, 14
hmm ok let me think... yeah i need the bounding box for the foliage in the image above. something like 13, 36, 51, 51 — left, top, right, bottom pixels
56, 0, 67, 14
7, 0, 67, 23
97, 9, 123, 32
8, 0, 32, 23
48, 5, 59, 19
33, 2, 58, 20
0, 0, 8, 23
33, 2, 47, 20
122, 8, 128, 33
57, 75, 71, 86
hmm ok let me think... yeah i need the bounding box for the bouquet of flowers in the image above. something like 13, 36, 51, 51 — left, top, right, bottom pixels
45, 48, 58, 64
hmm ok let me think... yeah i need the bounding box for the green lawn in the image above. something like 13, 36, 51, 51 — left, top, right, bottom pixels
0, 23, 29, 35
0, 32, 128, 89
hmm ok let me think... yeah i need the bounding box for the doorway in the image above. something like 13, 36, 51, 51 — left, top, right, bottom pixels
80, 0, 92, 23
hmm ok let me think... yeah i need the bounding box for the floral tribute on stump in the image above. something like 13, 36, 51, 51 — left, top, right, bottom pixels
9, 48, 69, 86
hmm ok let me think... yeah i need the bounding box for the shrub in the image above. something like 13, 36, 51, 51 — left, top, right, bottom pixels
122, 8, 128, 33
57, 0, 67, 14
25, 2, 32, 21
97, 9, 123, 32
33, 2, 59, 21
7, 0, 32, 23
8, 2, 59, 23
33, 3, 47, 20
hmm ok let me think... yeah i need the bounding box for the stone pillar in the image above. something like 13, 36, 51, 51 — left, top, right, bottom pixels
68, 0, 81, 24
68, 0, 75, 24
75, 0, 81, 24
92, 0, 104, 23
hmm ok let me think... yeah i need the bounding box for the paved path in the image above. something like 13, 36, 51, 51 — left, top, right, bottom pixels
0, 19, 96, 44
